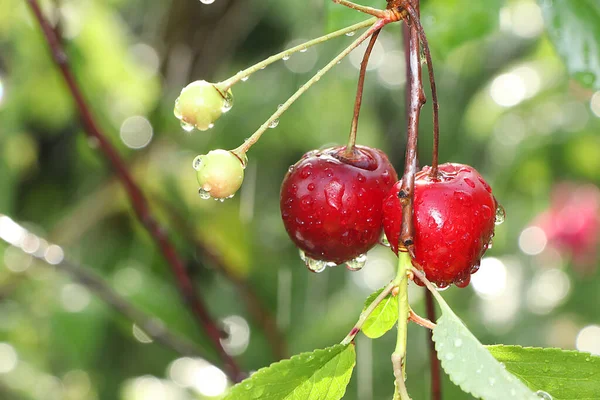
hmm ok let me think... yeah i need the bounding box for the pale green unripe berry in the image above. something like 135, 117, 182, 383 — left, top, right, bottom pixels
193, 150, 246, 200
174, 81, 233, 131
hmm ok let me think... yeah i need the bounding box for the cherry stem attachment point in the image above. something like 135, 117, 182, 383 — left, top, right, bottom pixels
345, 28, 381, 155
231, 19, 389, 159
218, 17, 377, 91
341, 280, 396, 345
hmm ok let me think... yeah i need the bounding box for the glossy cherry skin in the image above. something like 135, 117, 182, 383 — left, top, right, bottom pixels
280, 145, 397, 266
382, 163, 498, 288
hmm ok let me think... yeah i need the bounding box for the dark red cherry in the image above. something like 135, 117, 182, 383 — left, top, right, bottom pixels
382, 163, 499, 288
280, 145, 397, 271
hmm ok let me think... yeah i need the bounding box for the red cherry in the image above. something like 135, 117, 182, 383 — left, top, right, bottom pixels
382, 163, 499, 288
280, 145, 398, 271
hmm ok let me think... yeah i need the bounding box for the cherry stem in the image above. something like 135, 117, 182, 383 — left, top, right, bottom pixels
392, 252, 412, 400
232, 19, 390, 159
401, 1, 440, 177
25, 0, 244, 382
409, 308, 436, 330
0, 214, 207, 358
345, 29, 381, 155
218, 17, 377, 91
341, 280, 396, 345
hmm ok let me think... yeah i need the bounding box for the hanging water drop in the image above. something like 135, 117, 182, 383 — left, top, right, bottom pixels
198, 187, 212, 199
222, 91, 234, 113
180, 120, 194, 132
436, 283, 450, 292
208, 123, 214, 129
299, 47, 308, 53
269, 119, 279, 128
282, 53, 291, 61
192, 155, 203, 171
306, 257, 327, 273
241, 76, 249, 82
495, 204, 506, 225
346, 254, 367, 271
536, 391, 553, 400
345, 31, 355, 37
199, 0, 216, 3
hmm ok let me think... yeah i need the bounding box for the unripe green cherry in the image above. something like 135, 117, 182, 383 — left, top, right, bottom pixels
174, 81, 233, 131
193, 150, 246, 200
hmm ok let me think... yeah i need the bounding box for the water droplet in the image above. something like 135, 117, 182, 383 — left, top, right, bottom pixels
486, 238, 493, 250
222, 91, 234, 113
536, 390, 553, 400
436, 283, 450, 292
306, 258, 327, 273
445, 353, 455, 361
299, 47, 307, 53
346, 254, 367, 271
277, 104, 284, 109
288, 166, 294, 173
269, 119, 279, 128
198, 187, 211, 199
241, 76, 249, 82
282, 53, 290, 61
495, 204, 506, 225
345, 31, 355, 37
453, 338, 463, 348
180, 120, 194, 132
307, 183, 315, 191
192, 155, 203, 171
488, 377, 496, 386
243, 382, 252, 390
208, 123, 214, 129
464, 178, 476, 188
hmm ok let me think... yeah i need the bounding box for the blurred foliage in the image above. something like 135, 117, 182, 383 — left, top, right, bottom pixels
0, 0, 599, 399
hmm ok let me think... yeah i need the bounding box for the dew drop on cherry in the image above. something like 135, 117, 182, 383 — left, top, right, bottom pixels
180, 120, 194, 132
345, 253, 367, 271
495, 204, 506, 225
198, 187, 211, 199
192, 155, 203, 171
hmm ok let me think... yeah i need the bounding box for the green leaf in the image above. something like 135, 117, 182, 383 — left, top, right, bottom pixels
488, 345, 600, 399
361, 287, 398, 339
539, 0, 600, 89
224, 344, 356, 400
422, 0, 503, 58
431, 292, 539, 400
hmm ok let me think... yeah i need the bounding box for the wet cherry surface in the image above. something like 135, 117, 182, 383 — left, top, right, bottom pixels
383, 163, 499, 288
280, 145, 397, 266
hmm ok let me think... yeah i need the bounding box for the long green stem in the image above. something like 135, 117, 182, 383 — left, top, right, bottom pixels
218, 18, 377, 91
341, 280, 396, 345
392, 252, 412, 400
231, 19, 387, 158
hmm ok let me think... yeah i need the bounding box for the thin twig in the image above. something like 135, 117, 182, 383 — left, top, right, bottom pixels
399, 1, 440, 176
25, 0, 242, 381
0, 214, 205, 359
425, 290, 442, 400
346, 29, 381, 154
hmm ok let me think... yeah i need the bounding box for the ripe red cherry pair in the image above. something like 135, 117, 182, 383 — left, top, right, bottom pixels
280, 145, 501, 288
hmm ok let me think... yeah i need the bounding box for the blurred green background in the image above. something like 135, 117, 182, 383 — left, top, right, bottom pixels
0, 0, 599, 399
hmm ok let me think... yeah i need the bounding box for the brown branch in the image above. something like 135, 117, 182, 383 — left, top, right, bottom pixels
0, 214, 206, 359
425, 289, 442, 400
25, 0, 243, 382
346, 28, 382, 154
402, 2, 442, 399
155, 197, 288, 360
